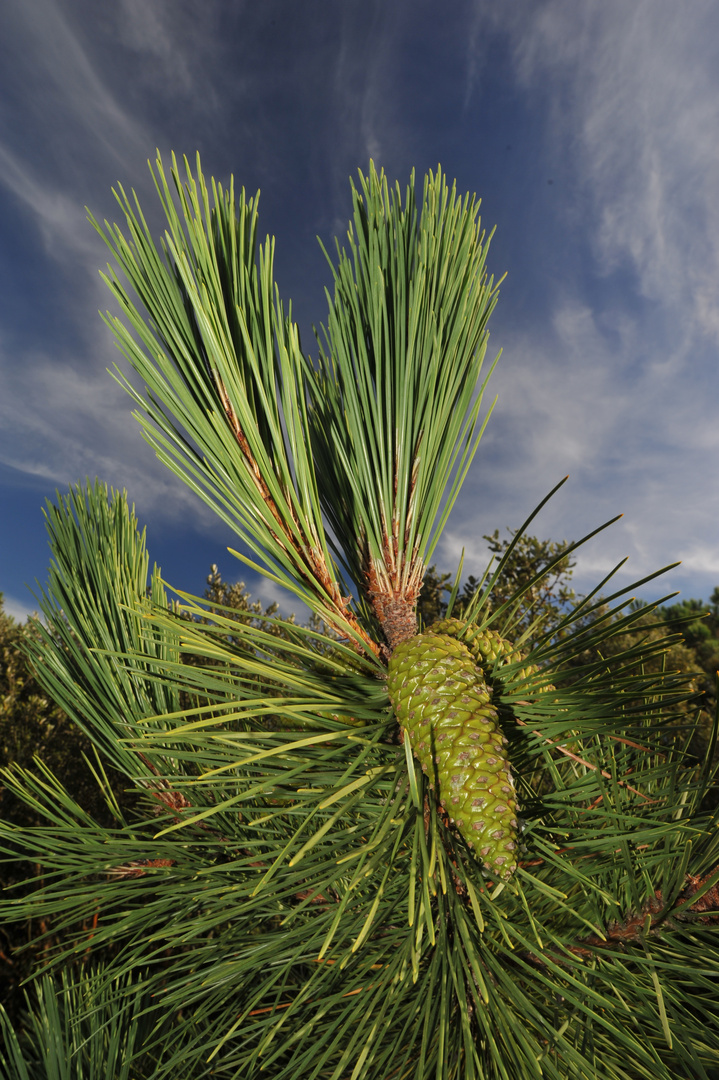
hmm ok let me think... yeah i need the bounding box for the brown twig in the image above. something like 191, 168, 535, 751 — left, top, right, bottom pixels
107, 763, 337, 907
216, 376, 381, 658
572, 871, 719, 956
514, 716, 654, 802
365, 505, 424, 652
106, 858, 176, 880
517, 869, 719, 973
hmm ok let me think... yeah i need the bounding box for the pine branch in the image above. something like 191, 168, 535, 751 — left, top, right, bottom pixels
514, 716, 658, 801
310, 163, 501, 651
215, 372, 380, 656
513, 868, 719, 982
89, 152, 382, 644
579, 869, 719, 950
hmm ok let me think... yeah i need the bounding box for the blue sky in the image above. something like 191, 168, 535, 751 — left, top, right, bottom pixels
1, 0, 718, 623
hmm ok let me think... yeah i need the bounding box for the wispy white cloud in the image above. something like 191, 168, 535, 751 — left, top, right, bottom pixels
0, 329, 220, 538
433, 283, 719, 600
447, 1, 719, 600
320, 3, 397, 230
0, 144, 103, 263
0, 1, 222, 520
2, 0, 151, 172
113, 0, 225, 110
493, 0, 719, 349
0, 0, 230, 266
116, 0, 194, 92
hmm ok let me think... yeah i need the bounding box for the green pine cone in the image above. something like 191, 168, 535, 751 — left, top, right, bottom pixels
430, 617, 552, 691
429, 617, 520, 669
387, 627, 518, 880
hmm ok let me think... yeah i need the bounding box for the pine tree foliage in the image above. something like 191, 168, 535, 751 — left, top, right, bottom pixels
309, 164, 501, 648
1, 156, 718, 1079
86, 154, 377, 656
662, 593, 719, 728
0, 968, 179, 1080
0, 591, 130, 1023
